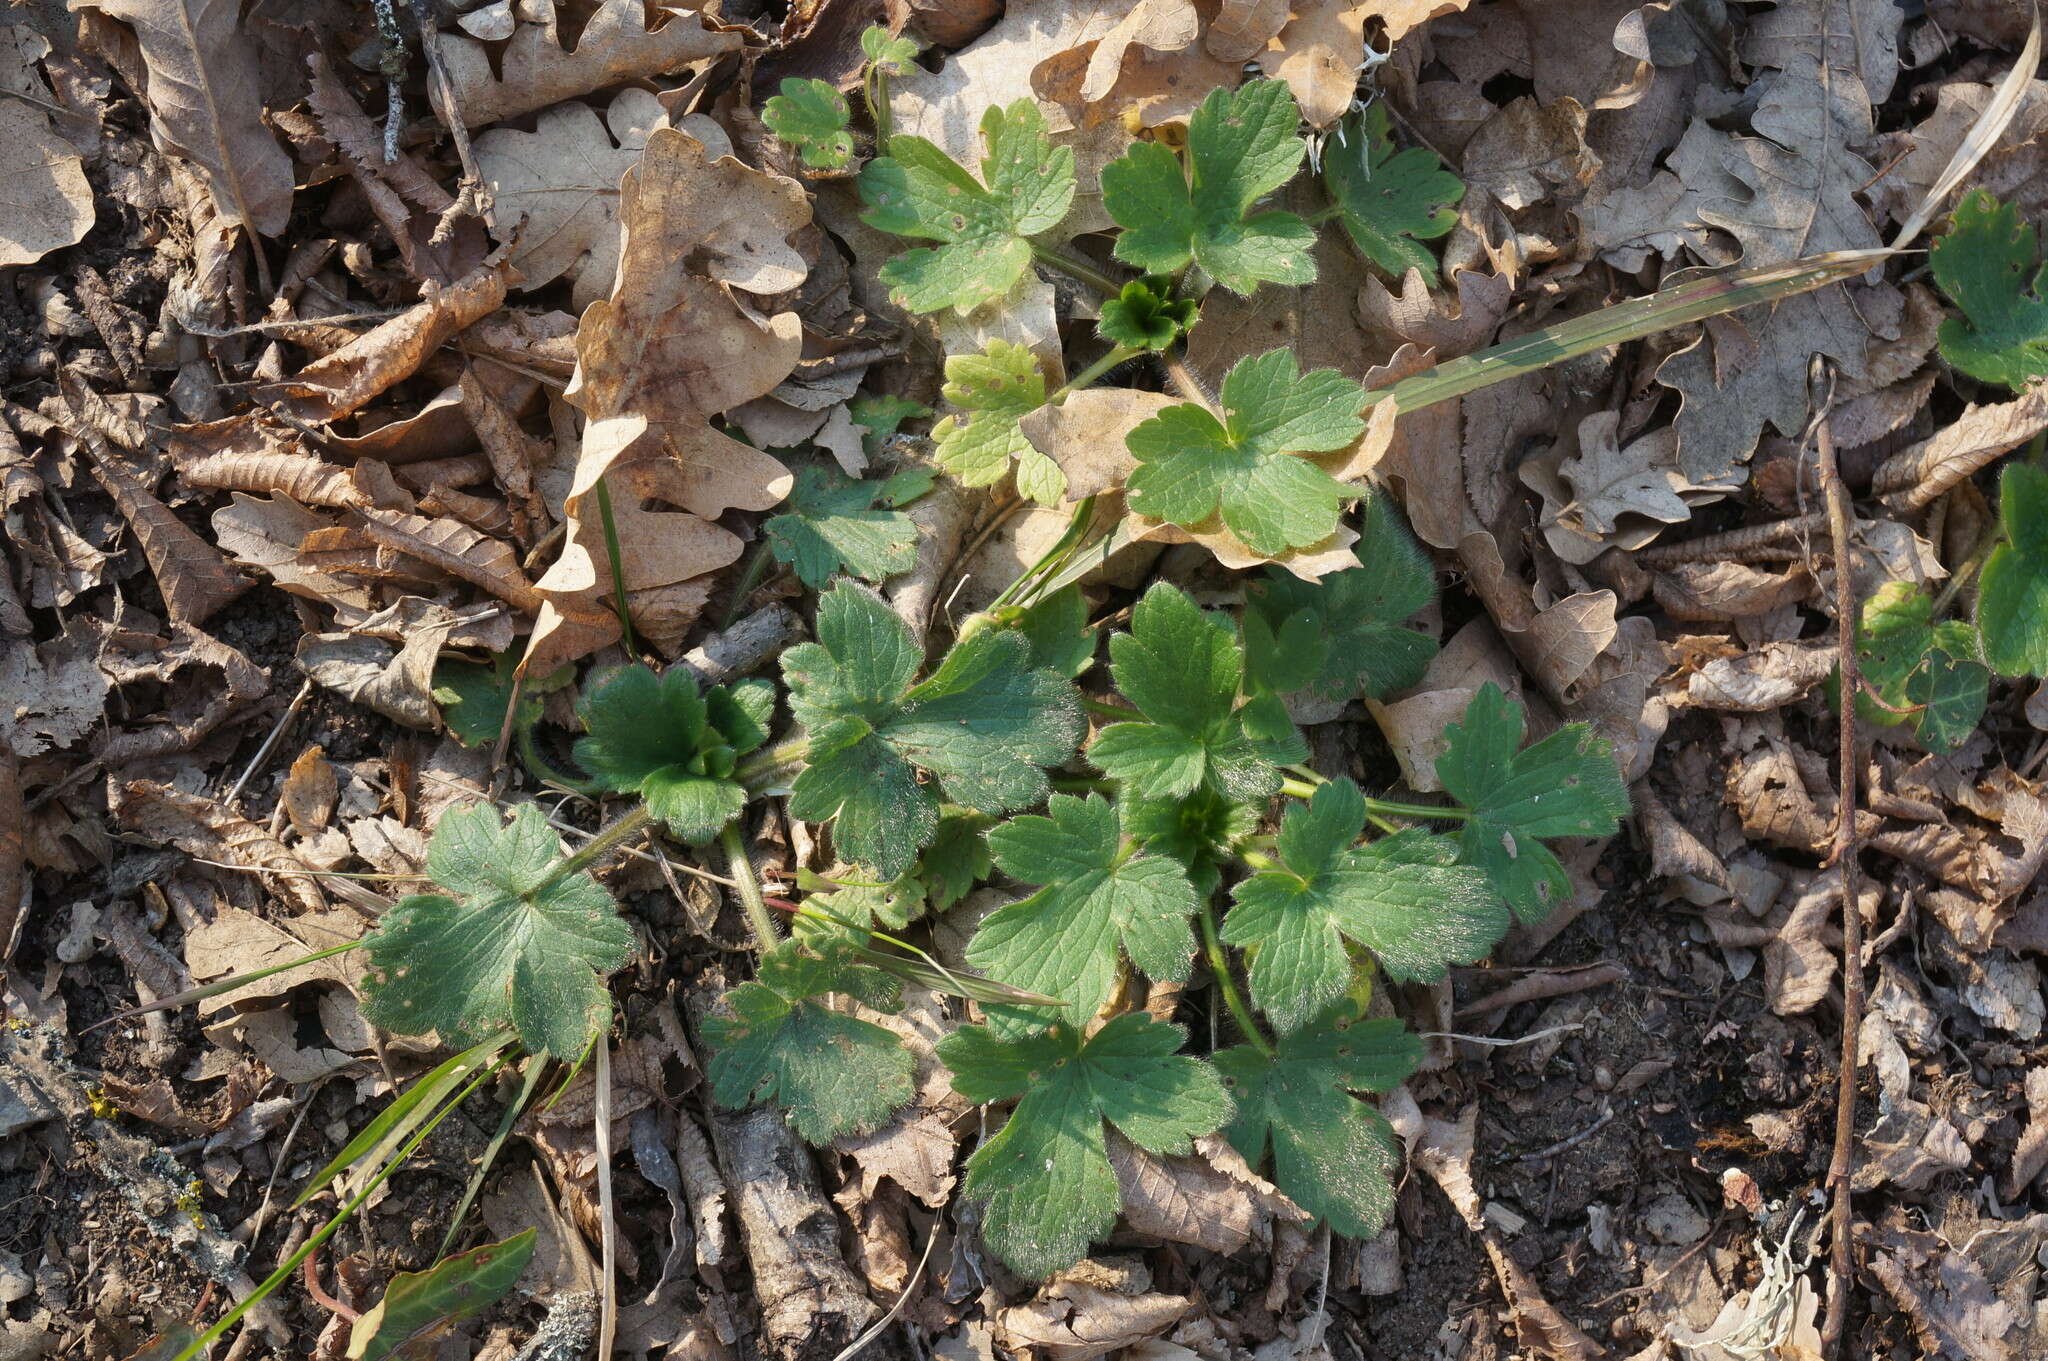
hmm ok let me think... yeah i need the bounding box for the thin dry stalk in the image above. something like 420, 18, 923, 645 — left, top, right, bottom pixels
1812, 364, 1865, 1358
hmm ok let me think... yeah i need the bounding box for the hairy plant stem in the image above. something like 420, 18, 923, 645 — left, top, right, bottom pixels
1029, 241, 1124, 296
515, 725, 601, 796
1049, 345, 1144, 403
719, 539, 778, 630
549, 805, 653, 886
866, 64, 894, 146
720, 823, 783, 947
736, 737, 811, 791
1200, 905, 1273, 1058
1159, 345, 1220, 416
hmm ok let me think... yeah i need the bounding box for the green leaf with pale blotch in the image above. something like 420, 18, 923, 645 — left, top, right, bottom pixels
1125, 349, 1366, 556
762, 78, 853, 170
1933, 191, 2048, 388
1101, 80, 1315, 295
764, 464, 934, 589
1244, 491, 1436, 699
703, 938, 913, 1143
783, 583, 1083, 878
362, 804, 634, 1059
1223, 780, 1504, 1032
1849, 580, 1986, 752
861, 24, 920, 75
1214, 1001, 1419, 1238
859, 100, 1075, 312
967, 794, 1197, 1035
930, 340, 1063, 501
939, 1014, 1231, 1277
1323, 103, 1462, 282
434, 652, 570, 748
347, 1230, 535, 1361
1437, 684, 1631, 922
1980, 462, 2048, 677
574, 665, 771, 843
1097, 274, 1197, 350
1089, 582, 1304, 801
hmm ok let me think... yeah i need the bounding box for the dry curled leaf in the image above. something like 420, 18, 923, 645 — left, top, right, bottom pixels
115, 781, 324, 915
84, 446, 251, 625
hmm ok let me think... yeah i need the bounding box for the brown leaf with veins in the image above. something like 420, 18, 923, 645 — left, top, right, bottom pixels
84, 445, 251, 625
0, 101, 93, 266
432, 0, 742, 129
72, 0, 294, 236
526, 127, 806, 673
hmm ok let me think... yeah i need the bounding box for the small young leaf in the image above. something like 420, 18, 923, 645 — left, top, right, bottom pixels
1979, 461, 2048, 677
919, 810, 994, 913
1214, 1001, 1419, 1238
859, 100, 1076, 313
930, 339, 1064, 501
1322, 103, 1462, 282
762, 78, 854, 170
362, 804, 634, 1059
850, 393, 931, 454
1121, 784, 1260, 897
1932, 191, 2048, 388
1850, 580, 1987, 752
1223, 780, 1505, 1031
1090, 582, 1305, 801
784, 582, 1084, 878
966, 794, 1198, 1034
1243, 491, 1436, 699
1125, 348, 1366, 555
703, 939, 914, 1143
347, 1230, 536, 1361
938, 1014, 1232, 1277
1101, 79, 1315, 295
434, 653, 570, 748
764, 464, 934, 589
574, 665, 771, 843
1097, 274, 1198, 351
861, 24, 921, 75
1437, 684, 1631, 922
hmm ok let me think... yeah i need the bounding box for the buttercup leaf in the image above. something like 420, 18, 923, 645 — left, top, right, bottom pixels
783, 583, 1083, 878
703, 939, 914, 1142
860, 24, 921, 74
574, 665, 770, 843
764, 464, 935, 589
1224, 781, 1505, 1032
1124, 349, 1366, 556
1097, 275, 1199, 351
938, 1014, 1232, 1277
1851, 581, 1987, 753
930, 340, 1064, 502
1090, 583, 1305, 802
434, 653, 571, 748
1323, 103, 1462, 282
1933, 191, 2048, 388
967, 795, 1198, 1035
1215, 1000, 1419, 1237
859, 100, 1076, 312
1101, 80, 1316, 295
763, 78, 854, 170
1437, 685, 1631, 922
362, 804, 634, 1059
1979, 462, 2048, 677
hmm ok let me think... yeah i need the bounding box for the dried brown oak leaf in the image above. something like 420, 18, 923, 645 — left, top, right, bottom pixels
0, 101, 92, 265
257, 245, 515, 425
71, 0, 294, 236
115, 780, 325, 915
431, 0, 742, 129
525, 128, 804, 674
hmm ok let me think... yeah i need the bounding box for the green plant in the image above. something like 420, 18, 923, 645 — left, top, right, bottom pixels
1933, 189, 2048, 387
762, 463, 935, 590
762, 78, 854, 170
1322, 102, 1462, 281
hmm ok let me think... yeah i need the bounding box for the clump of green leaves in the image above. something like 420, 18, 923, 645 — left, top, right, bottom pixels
762, 78, 854, 170
763, 463, 935, 589
575, 664, 774, 843
1322, 103, 1463, 281
1850, 581, 1988, 753
782, 581, 1084, 878
1101, 80, 1316, 295
1098, 274, 1198, 351
1125, 348, 1368, 554
1933, 190, 2048, 388
860, 100, 1076, 313
362, 804, 633, 1060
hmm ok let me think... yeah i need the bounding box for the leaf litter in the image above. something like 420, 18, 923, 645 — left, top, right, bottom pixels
7, 2, 2048, 1360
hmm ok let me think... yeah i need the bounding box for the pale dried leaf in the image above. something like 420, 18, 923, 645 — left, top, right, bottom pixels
115, 781, 325, 915
432, 0, 742, 129
280, 746, 336, 838
1205, 0, 1287, 62
74, 0, 294, 235
0, 102, 93, 266
995, 1281, 1194, 1361
1107, 1131, 1304, 1257
209, 492, 377, 615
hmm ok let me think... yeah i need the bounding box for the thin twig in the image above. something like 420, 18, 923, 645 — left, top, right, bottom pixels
594, 1037, 618, 1361
1813, 359, 1864, 1359
225, 680, 315, 806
